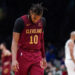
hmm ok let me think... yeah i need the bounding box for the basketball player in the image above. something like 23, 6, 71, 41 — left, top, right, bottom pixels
65, 31, 75, 75
11, 3, 47, 75
0, 42, 12, 75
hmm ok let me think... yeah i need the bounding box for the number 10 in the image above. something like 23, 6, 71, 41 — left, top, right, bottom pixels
29, 35, 38, 44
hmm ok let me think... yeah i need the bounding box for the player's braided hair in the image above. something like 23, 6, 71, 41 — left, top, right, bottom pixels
30, 3, 47, 15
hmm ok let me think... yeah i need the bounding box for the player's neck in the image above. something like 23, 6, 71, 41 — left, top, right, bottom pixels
70, 38, 74, 41
28, 15, 34, 24
28, 14, 38, 24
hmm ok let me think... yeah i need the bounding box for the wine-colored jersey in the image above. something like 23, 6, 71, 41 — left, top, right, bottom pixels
13, 15, 46, 57
1, 54, 12, 75
2, 55, 12, 65
18, 15, 43, 51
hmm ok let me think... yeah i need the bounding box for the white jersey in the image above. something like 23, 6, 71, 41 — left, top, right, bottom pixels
65, 39, 75, 60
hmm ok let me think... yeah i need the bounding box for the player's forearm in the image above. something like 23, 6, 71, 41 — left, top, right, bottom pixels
11, 40, 18, 61
11, 32, 20, 61
41, 44, 45, 58
41, 32, 45, 58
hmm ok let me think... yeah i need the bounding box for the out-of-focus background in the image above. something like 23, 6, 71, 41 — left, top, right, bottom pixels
0, 0, 75, 75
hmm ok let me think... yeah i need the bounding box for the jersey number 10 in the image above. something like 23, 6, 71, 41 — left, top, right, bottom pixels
29, 35, 38, 44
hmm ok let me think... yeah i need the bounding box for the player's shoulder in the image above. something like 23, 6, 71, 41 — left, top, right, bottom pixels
4, 50, 11, 56
66, 39, 71, 43
41, 17, 46, 29
68, 39, 73, 43
65, 39, 70, 45
15, 17, 23, 23
68, 40, 74, 45
66, 39, 74, 46
14, 17, 25, 26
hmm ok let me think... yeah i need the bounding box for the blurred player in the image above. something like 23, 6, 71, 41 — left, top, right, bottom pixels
0, 42, 12, 75
11, 3, 47, 75
65, 31, 75, 75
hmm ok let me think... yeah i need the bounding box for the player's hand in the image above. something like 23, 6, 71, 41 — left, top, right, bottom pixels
12, 60, 19, 72
40, 58, 47, 69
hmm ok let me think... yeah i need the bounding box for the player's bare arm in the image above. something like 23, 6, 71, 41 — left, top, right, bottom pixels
68, 42, 75, 63
40, 31, 47, 69
11, 32, 20, 72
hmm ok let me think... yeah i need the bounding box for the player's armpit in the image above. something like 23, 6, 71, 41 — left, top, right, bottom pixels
4, 50, 11, 56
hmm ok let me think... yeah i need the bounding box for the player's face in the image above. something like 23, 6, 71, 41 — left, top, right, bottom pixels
30, 11, 42, 23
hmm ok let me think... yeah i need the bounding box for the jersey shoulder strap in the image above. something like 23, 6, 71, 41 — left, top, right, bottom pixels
21, 15, 28, 25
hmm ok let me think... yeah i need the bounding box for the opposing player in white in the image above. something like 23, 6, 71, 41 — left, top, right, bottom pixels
65, 31, 75, 75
